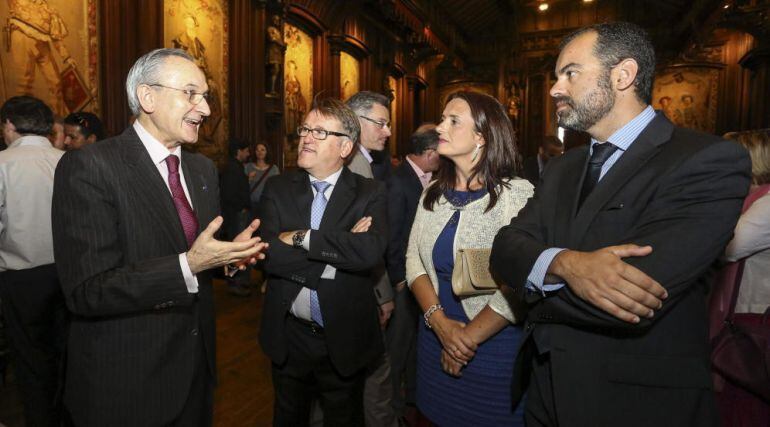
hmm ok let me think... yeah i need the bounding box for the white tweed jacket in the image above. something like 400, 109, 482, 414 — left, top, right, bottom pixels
406, 178, 534, 323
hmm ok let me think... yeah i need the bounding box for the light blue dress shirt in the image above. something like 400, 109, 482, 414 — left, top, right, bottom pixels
527, 106, 657, 294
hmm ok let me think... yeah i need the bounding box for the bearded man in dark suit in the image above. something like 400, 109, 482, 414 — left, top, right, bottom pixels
491, 22, 751, 427
52, 48, 266, 427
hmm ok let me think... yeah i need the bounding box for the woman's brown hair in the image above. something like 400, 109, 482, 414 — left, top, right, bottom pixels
423, 91, 521, 212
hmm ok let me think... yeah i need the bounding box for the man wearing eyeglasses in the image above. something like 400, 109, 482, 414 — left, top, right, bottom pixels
51, 48, 267, 427
345, 90, 399, 427
258, 97, 388, 426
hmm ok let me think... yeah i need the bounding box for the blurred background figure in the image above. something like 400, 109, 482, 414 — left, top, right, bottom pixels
521, 135, 564, 187
712, 129, 770, 427
406, 91, 532, 426
244, 142, 280, 219
220, 138, 253, 296
48, 116, 66, 150
63, 112, 106, 150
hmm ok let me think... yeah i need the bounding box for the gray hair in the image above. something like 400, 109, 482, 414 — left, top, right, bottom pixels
125, 48, 195, 115
344, 91, 390, 115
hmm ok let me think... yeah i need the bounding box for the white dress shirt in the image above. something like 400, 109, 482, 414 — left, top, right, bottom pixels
0, 135, 63, 271
133, 121, 199, 293
290, 167, 343, 320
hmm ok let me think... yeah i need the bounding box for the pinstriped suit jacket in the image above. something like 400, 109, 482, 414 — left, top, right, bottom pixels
52, 127, 220, 427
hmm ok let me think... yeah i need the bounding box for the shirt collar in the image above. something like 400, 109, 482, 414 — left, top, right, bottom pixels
358, 144, 373, 164
133, 120, 182, 165
590, 105, 656, 152
405, 155, 427, 178
8, 134, 53, 149
309, 166, 343, 187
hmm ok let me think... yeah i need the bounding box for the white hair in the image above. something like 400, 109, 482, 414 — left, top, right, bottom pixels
125, 48, 195, 115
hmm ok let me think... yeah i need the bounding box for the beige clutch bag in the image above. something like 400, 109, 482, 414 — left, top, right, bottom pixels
451, 248, 498, 297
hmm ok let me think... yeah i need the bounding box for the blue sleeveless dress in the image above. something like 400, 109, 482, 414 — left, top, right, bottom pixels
416, 189, 525, 426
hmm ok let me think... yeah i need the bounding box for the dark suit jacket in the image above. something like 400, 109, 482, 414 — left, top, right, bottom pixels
522, 155, 541, 187
219, 156, 250, 238
370, 148, 392, 182
258, 167, 387, 375
490, 114, 751, 427
52, 127, 219, 427
385, 160, 424, 285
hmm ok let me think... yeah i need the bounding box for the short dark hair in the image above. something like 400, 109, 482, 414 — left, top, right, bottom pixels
0, 96, 54, 136
345, 91, 390, 115
64, 112, 106, 141
309, 96, 360, 145
423, 91, 520, 213
410, 124, 438, 155
560, 22, 656, 104
228, 138, 249, 157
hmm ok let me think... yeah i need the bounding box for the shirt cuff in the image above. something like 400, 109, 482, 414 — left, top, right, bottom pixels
301, 229, 311, 251
526, 248, 566, 295
179, 253, 199, 293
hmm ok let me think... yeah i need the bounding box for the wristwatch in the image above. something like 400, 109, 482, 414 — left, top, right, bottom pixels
292, 230, 307, 248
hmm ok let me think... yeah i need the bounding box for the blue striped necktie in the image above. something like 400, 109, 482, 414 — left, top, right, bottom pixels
309, 180, 330, 326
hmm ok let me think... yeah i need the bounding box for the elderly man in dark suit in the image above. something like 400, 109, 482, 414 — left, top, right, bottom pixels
491, 22, 751, 427
52, 48, 266, 427
258, 97, 387, 426
384, 123, 439, 418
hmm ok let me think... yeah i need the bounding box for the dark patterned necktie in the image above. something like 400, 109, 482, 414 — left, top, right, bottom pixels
165, 155, 199, 247
578, 142, 618, 207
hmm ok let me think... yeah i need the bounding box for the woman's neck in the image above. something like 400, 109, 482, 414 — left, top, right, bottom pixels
453, 162, 483, 191
256, 159, 269, 168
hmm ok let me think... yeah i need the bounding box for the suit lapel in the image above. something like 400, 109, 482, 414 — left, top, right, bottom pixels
320, 167, 356, 230
569, 114, 674, 244
123, 127, 188, 252
292, 171, 314, 228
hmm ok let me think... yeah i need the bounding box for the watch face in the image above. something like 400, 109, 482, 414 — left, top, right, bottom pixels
293, 230, 305, 247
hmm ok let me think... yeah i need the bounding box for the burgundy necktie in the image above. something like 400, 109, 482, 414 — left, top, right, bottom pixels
165, 155, 199, 247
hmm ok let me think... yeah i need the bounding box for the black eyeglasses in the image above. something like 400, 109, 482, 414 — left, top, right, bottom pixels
148, 84, 210, 105
359, 115, 390, 130
297, 125, 349, 140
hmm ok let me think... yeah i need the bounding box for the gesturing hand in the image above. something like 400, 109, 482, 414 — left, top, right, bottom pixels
186, 216, 268, 274
232, 219, 269, 269
553, 244, 668, 324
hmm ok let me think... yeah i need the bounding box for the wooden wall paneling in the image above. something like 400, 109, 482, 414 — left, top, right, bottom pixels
229, 0, 267, 162
740, 47, 770, 129
99, 0, 164, 137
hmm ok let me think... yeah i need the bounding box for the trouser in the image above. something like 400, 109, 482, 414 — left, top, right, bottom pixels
384, 285, 419, 416
0, 264, 68, 427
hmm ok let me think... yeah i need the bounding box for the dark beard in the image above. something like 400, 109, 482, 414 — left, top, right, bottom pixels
554, 71, 615, 132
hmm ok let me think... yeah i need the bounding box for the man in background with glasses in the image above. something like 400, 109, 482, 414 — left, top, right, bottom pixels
258, 97, 388, 426
52, 48, 267, 427
62, 111, 106, 150
345, 90, 398, 427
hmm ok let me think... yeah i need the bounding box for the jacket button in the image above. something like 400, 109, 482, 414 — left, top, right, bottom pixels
191, 328, 199, 336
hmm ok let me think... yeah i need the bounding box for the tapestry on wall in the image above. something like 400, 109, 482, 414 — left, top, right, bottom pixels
0, 0, 99, 117
283, 22, 312, 169
164, 0, 228, 163
653, 67, 719, 134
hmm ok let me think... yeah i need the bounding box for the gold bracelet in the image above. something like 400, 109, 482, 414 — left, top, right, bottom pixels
423, 304, 443, 329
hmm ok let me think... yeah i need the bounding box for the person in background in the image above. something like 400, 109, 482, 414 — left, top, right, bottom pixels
385, 123, 441, 421
63, 111, 106, 150
715, 129, 770, 427
221, 138, 254, 296
49, 116, 65, 150
0, 95, 66, 427
406, 91, 533, 426
521, 135, 564, 187
245, 142, 280, 218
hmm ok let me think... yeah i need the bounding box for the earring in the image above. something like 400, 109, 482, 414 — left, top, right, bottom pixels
471, 144, 482, 162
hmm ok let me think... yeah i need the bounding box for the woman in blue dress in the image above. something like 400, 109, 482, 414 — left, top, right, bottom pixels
405, 91, 534, 426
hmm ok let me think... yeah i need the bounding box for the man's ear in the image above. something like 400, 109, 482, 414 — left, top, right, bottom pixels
614, 58, 639, 92
136, 84, 156, 114
340, 139, 354, 159
87, 134, 97, 144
